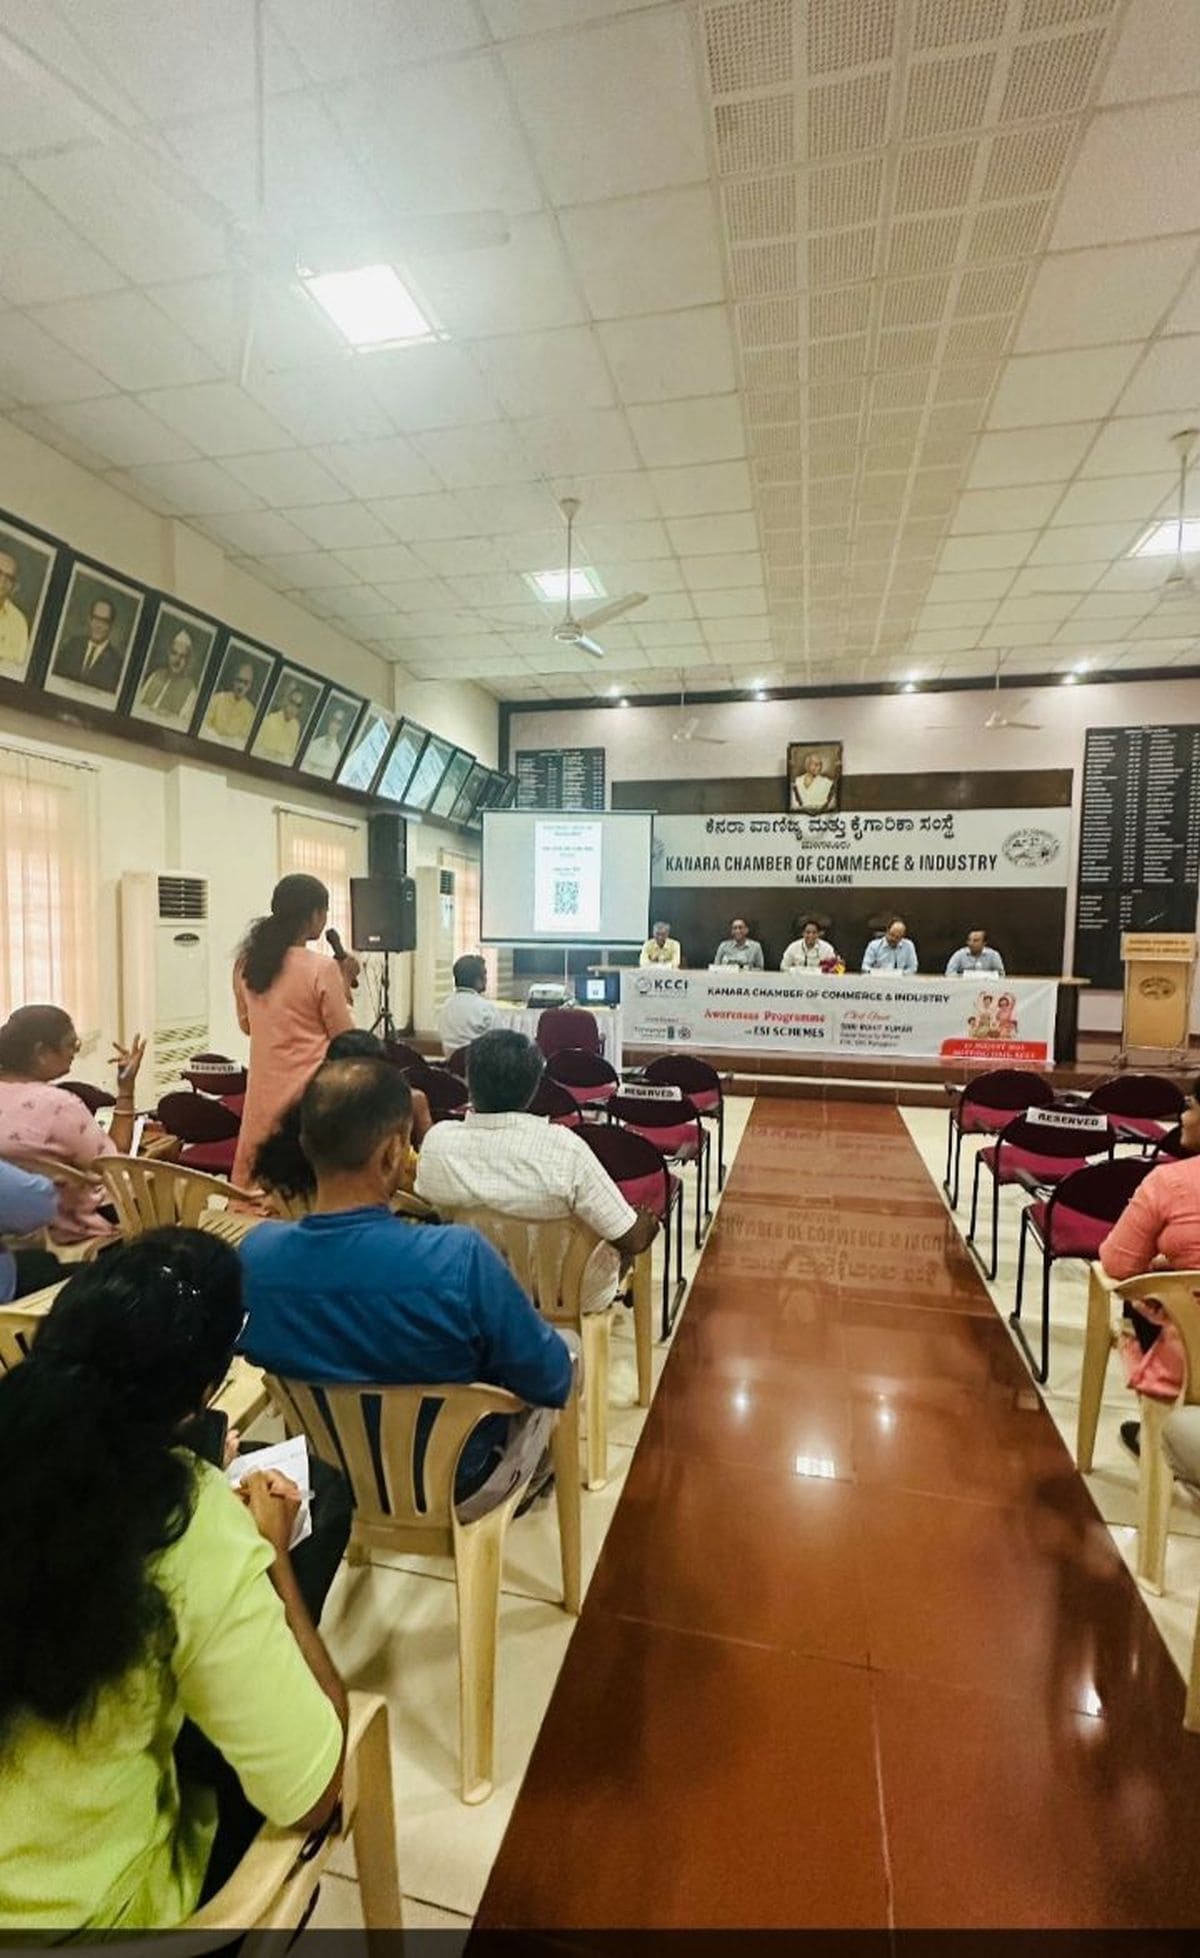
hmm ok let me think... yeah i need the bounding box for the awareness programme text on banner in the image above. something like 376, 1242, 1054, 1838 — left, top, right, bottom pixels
651, 807, 1071, 889
621, 968, 1058, 1064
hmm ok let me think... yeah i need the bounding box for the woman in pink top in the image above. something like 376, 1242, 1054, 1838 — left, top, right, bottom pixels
1100, 1080, 1200, 1454
232, 875, 356, 1189
0, 1005, 145, 1241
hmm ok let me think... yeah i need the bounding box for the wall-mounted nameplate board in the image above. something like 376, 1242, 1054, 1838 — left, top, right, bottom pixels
1075, 725, 1200, 989
515, 746, 605, 811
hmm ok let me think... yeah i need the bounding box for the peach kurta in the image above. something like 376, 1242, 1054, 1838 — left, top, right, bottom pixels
232, 945, 354, 1188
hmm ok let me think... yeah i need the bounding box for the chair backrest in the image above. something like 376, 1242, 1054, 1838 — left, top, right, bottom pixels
1155, 1123, 1189, 1161
96, 1155, 242, 1237
545, 1050, 619, 1090
1085, 1073, 1186, 1121
404, 1063, 469, 1119
1045, 1156, 1156, 1226
956, 1068, 1057, 1118
158, 1090, 241, 1144
528, 1077, 584, 1126
384, 1039, 425, 1072
266, 1375, 526, 1537
0, 1147, 102, 1192
998, 1109, 1114, 1161
609, 1089, 703, 1156
183, 1054, 248, 1097
198, 1209, 268, 1248
55, 1079, 116, 1114
0, 1284, 60, 1372
439, 1205, 600, 1331
445, 1044, 473, 1079
578, 1123, 671, 1207
536, 1008, 601, 1060
643, 1055, 722, 1099
1111, 1272, 1200, 1405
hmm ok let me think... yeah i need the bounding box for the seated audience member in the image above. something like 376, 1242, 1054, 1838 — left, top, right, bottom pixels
862, 917, 919, 974
780, 918, 838, 971
250, 1029, 429, 1210
240, 1057, 574, 1517
946, 927, 1006, 977
712, 918, 764, 970
639, 921, 682, 968
0, 1158, 62, 1299
438, 953, 500, 1057
0, 1007, 144, 1241
417, 1030, 658, 1314
1100, 1078, 1200, 1458
0, 1229, 348, 1933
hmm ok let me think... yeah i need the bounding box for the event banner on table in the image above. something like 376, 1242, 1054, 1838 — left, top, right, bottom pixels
651, 807, 1071, 889
621, 969, 1059, 1064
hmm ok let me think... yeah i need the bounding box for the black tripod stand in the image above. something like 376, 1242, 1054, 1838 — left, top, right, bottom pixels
368, 953, 399, 1041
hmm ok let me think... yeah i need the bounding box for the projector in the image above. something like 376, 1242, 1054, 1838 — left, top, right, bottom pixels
526, 983, 571, 1008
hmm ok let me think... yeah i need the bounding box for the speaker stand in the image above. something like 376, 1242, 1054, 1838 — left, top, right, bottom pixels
369, 953, 399, 1042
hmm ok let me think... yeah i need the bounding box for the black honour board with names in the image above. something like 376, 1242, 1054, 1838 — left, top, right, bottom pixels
514, 746, 606, 811
1075, 724, 1200, 988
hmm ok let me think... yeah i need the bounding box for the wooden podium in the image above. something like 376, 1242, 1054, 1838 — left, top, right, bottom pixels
1119, 931, 1197, 1065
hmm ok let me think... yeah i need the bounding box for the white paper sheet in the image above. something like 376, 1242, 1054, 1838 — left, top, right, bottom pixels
226, 1433, 313, 1549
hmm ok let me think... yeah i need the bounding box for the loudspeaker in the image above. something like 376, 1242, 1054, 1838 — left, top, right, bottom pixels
350, 875, 416, 953
367, 812, 406, 880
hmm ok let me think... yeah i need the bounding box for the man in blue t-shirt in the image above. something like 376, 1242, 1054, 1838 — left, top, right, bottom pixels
239, 1055, 573, 1514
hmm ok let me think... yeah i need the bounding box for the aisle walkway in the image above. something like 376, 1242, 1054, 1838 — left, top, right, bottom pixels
478, 1100, 1200, 1933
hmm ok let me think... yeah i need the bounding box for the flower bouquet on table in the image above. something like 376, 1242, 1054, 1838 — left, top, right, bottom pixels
820, 957, 846, 975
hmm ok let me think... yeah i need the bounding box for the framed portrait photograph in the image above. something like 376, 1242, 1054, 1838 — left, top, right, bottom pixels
44, 559, 146, 706
198, 636, 276, 752
0, 512, 59, 685
788, 740, 843, 814
299, 687, 364, 780
129, 600, 220, 732
250, 663, 324, 768
336, 702, 395, 794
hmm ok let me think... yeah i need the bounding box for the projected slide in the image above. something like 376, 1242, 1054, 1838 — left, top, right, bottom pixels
533, 820, 603, 935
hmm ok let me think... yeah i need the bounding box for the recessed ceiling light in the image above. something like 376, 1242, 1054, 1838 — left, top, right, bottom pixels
1132, 518, 1200, 557
902, 680, 917, 693
525, 567, 605, 604
618, 696, 630, 708
301, 264, 437, 349
1061, 672, 1078, 685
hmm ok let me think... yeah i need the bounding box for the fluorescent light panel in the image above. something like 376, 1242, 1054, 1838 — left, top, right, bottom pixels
1132, 519, 1200, 558
525, 567, 605, 604
302, 264, 436, 349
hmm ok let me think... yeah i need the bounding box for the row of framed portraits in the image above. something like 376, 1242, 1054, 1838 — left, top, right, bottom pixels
0, 507, 515, 827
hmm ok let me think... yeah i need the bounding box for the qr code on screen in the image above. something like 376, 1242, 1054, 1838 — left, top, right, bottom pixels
553, 878, 580, 917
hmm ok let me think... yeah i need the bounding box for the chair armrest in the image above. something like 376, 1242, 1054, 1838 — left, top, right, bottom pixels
1012, 1167, 1051, 1196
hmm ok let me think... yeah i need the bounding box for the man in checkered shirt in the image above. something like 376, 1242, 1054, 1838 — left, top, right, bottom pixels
416, 1030, 658, 1313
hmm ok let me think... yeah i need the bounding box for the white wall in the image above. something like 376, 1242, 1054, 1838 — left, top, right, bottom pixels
509, 676, 1200, 1033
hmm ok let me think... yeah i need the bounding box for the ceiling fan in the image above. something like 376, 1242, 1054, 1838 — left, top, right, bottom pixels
486, 497, 647, 659
671, 673, 728, 745
925, 655, 1043, 732
1154, 427, 1200, 603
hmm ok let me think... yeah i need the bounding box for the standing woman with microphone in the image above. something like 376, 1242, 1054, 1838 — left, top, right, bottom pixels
231, 874, 358, 1189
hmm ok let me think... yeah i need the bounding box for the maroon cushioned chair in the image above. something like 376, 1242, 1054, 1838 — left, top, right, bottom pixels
1012, 1156, 1155, 1383
1154, 1122, 1189, 1161
535, 1007, 602, 1061
607, 1089, 711, 1250
579, 1123, 685, 1339
545, 1049, 620, 1115
644, 1054, 728, 1190
383, 1039, 426, 1073
56, 1079, 117, 1115
445, 1044, 474, 1080
967, 1107, 1115, 1282
1084, 1073, 1186, 1148
528, 1076, 583, 1128
403, 1062, 469, 1123
157, 1090, 240, 1176
182, 1053, 248, 1098
943, 1067, 1056, 1210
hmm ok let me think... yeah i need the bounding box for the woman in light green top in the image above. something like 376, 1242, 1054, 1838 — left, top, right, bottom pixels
0, 1228, 347, 1934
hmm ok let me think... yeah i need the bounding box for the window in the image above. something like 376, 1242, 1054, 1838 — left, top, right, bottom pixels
0, 745, 98, 1038
439, 845, 496, 988
277, 809, 365, 948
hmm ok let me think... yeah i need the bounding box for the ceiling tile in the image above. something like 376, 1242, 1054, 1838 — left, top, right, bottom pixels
698, 586, 768, 617
924, 568, 1018, 602
949, 484, 1063, 532
560, 185, 726, 319
417, 214, 585, 337
1014, 239, 1198, 352
580, 518, 673, 560
936, 532, 1039, 571
328, 53, 541, 217
333, 543, 428, 583
966, 423, 1098, 488
665, 512, 760, 556
61, 0, 303, 118
629, 396, 747, 467
649, 461, 755, 517
21, 148, 226, 286
1029, 522, 1142, 564
1165, 259, 1200, 334
511, 409, 640, 476
226, 447, 352, 506
1116, 334, 1200, 416
681, 553, 764, 591
367, 493, 477, 541
30, 393, 198, 468
198, 509, 314, 556
454, 483, 562, 533
242, 365, 398, 446
1052, 472, 1175, 524
481, 0, 649, 33
597, 308, 737, 404
117, 458, 264, 515
362, 341, 501, 431
315, 436, 442, 499
474, 327, 615, 418
1099, 0, 1200, 103
280, 502, 394, 550
32, 289, 218, 390
0, 169, 123, 305
406, 535, 510, 577
1079, 413, 1195, 479
501, 10, 708, 206
1051, 99, 1200, 248
546, 472, 661, 521
282, 0, 486, 78
136, 381, 294, 456
0, 314, 115, 405
986, 345, 1141, 428
408, 422, 541, 489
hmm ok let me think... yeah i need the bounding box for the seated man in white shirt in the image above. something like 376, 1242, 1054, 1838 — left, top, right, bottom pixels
639, 921, 681, 968
780, 917, 838, 971
438, 953, 500, 1057
861, 917, 919, 973
416, 1029, 658, 1314
945, 927, 1006, 978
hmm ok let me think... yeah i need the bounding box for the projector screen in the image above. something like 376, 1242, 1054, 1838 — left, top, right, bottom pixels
481, 809, 654, 946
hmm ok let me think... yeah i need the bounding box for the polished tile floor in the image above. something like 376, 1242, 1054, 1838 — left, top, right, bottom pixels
476, 1101, 1200, 1932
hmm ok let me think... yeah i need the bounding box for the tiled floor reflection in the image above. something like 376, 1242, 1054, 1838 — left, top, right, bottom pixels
479, 1100, 1200, 1931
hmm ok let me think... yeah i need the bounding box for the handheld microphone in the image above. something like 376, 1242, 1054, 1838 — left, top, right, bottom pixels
326, 926, 347, 962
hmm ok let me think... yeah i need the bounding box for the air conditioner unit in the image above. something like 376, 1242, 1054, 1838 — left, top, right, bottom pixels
413, 865, 456, 1033
120, 873, 210, 1097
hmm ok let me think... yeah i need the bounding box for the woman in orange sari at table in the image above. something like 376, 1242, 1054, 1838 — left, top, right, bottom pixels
231, 874, 356, 1189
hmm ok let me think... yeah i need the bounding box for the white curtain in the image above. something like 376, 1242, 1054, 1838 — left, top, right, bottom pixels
276, 808, 365, 947
0, 744, 99, 1038
439, 844, 496, 988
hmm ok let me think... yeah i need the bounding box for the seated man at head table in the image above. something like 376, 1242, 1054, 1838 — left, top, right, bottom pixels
438, 951, 500, 1057
639, 920, 681, 968
239, 1056, 574, 1519
712, 917, 764, 970
780, 918, 839, 971
945, 926, 1005, 978
861, 917, 919, 974
416, 1029, 658, 1316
